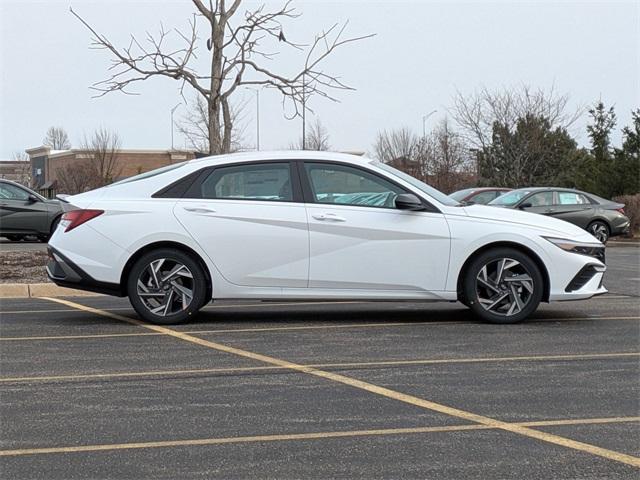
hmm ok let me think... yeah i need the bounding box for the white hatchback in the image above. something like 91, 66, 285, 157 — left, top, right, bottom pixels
48, 151, 607, 324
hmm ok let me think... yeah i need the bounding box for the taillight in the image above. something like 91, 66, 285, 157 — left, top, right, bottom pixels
60, 209, 104, 232
616, 208, 625, 215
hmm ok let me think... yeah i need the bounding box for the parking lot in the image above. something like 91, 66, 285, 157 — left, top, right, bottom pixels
0, 246, 638, 479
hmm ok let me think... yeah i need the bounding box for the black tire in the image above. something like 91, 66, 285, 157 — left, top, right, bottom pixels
5, 235, 23, 242
587, 220, 609, 244
127, 248, 208, 325
462, 247, 543, 324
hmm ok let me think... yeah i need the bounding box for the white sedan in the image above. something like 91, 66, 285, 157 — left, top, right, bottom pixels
48, 151, 606, 324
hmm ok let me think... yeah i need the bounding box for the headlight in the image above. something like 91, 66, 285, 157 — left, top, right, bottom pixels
543, 237, 605, 263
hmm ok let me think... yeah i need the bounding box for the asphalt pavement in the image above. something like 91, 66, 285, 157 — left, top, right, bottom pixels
0, 246, 638, 479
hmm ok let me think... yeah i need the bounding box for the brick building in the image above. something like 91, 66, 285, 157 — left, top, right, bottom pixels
0, 160, 31, 185
25, 146, 196, 196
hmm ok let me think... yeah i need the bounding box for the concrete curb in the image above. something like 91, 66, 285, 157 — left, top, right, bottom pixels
608, 241, 640, 247
0, 283, 101, 299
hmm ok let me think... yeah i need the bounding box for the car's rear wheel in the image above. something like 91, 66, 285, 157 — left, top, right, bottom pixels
587, 220, 609, 243
127, 248, 208, 325
462, 248, 543, 324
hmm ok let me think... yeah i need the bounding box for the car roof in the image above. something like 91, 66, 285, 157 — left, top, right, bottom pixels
187, 150, 371, 167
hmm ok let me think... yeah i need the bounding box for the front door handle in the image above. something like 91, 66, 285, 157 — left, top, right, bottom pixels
183, 207, 216, 214
312, 213, 346, 222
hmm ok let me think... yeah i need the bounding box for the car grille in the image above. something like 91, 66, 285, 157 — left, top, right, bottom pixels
565, 265, 599, 292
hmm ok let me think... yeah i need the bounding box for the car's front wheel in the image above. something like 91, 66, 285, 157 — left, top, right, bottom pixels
127, 248, 208, 325
462, 248, 543, 324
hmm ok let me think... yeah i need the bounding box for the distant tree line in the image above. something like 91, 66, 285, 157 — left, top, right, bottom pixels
375, 85, 639, 199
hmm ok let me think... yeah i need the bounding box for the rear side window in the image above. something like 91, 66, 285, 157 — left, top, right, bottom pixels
199, 163, 293, 202
557, 192, 590, 205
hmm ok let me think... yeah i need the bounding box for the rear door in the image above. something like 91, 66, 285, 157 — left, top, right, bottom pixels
174, 161, 309, 288
551, 191, 595, 228
301, 161, 451, 292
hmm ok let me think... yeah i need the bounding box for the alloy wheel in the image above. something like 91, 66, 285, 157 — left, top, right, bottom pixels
136, 258, 194, 316
588, 222, 609, 243
475, 257, 534, 317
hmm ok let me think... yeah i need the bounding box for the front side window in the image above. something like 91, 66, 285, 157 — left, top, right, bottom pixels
489, 190, 532, 206
200, 163, 292, 202
305, 163, 406, 208
527, 192, 554, 207
557, 192, 589, 205
470, 191, 497, 204
0, 183, 30, 201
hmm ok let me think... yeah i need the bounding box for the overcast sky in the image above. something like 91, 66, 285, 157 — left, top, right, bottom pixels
1, 0, 638, 159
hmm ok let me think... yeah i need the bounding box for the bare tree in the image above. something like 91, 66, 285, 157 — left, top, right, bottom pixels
72, 1, 373, 155
55, 163, 96, 195
290, 117, 330, 150
82, 127, 122, 185
43, 126, 71, 150
451, 84, 582, 150
374, 127, 418, 164
56, 127, 122, 194
428, 119, 473, 193
451, 85, 583, 187
373, 122, 473, 193
177, 94, 247, 152
9, 152, 32, 186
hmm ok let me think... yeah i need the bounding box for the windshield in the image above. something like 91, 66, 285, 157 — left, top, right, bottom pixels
449, 188, 474, 201
372, 161, 459, 206
488, 189, 531, 206
110, 161, 188, 186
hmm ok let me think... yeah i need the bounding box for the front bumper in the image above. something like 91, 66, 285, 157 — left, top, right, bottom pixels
549, 263, 607, 301
47, 246, 124, 296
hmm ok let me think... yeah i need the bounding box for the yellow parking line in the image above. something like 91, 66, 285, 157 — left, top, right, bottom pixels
0, 416, 638, 457
1, 352, 637, 383
40, 297, 640, 468
2, 315, 639, 342
0, 301, 364, 316
0, 321, 460, 342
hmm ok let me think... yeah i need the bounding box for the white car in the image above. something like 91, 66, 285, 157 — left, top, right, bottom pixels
48, 151, 606, 325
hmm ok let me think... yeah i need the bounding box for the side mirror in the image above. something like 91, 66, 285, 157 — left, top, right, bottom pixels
28, 194, 39, 203
395, 193, 425, 211
518, 202, 532, 210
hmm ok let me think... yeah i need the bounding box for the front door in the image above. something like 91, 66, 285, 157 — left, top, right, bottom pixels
0, 183, 48, 234
302, 162, 451, 292
174, 161, 309, 288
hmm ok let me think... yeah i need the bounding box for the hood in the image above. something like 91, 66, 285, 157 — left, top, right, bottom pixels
459, 204, 600, 241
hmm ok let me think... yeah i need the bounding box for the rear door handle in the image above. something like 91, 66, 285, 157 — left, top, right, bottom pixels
312, 213, 346, 222
183, 207, 216, 214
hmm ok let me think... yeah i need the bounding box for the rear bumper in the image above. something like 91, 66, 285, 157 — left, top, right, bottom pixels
610, 219, 631, 237
46, 246, 124, 297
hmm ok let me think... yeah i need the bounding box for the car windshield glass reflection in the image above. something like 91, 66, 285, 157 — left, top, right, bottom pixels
489, 190, 532, 206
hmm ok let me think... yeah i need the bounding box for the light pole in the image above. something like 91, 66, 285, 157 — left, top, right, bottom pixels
422, 109, 437, 137
170, 103, 181, 150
